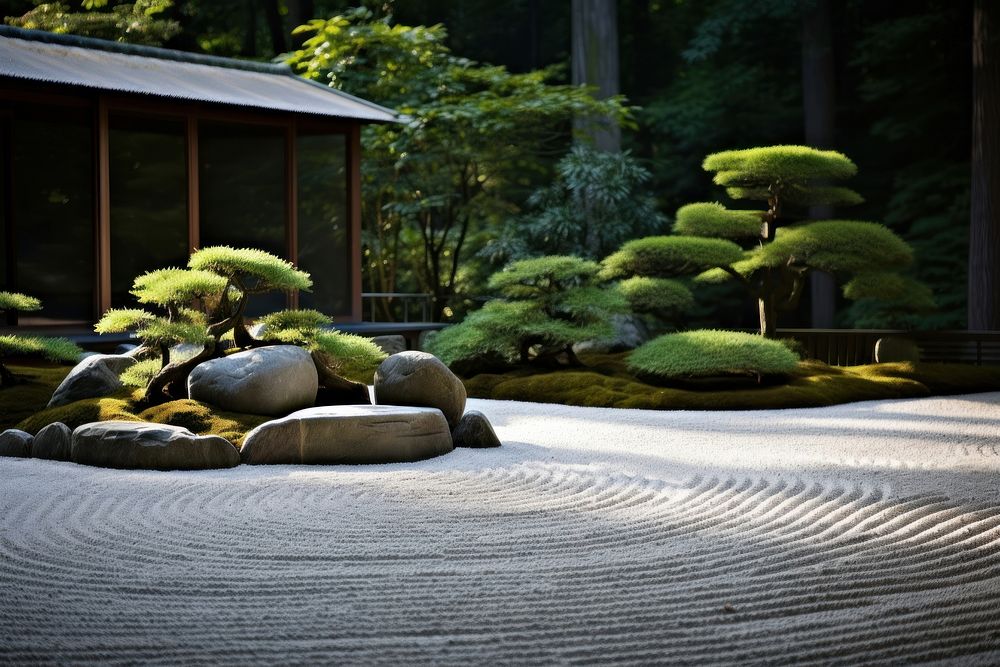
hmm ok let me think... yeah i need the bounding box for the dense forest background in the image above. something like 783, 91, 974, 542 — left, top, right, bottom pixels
1, 0, 976, 330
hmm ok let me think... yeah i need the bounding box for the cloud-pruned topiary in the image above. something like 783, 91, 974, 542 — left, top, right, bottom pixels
627, 329, 800, 381
427, 255, 627, 372
96, 247, 371, 406
0, 291, 83, 387
607, 145, 932, 337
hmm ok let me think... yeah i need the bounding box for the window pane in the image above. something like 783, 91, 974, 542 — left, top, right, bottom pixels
109, 115, 188, 307
297, 131, 349, 316
199, 122, 287, 314
13, 107, 94, 325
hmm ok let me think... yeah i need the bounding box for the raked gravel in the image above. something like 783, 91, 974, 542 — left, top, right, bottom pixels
2, 393, 1000, 665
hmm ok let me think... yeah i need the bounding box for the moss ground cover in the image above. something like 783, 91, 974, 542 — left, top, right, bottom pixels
463, 353, 1000, 411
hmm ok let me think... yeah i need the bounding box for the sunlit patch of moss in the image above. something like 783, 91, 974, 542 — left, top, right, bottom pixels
1, 364, 72, 430
462, 355, 1000, 411
17, 396, 142, 434
139, 400, 270, 446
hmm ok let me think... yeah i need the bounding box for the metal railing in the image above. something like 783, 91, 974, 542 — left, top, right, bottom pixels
361, 292, 433, 323
776, 329, 1000, 366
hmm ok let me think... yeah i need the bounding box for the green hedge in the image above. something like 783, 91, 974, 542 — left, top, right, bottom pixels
627, 329, 800, 379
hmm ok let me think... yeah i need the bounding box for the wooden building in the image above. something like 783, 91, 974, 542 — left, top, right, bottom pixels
0, 25, 398, 332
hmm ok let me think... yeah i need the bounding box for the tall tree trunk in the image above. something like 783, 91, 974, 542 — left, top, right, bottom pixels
287, 0, 315, 49
262, 0, 287, 55
970, 0, 1000, 330
241, 0, 257, 58
802, 0, 837, 329
571, 0, 621, 154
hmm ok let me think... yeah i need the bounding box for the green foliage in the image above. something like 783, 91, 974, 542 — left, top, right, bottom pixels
287, 9, 631, 319
5, 1, 180, 45
0, 292, 83, 385
627, 330, 800, 380
131, 269, 231, 307
704, 145, 857, 184
486, 145, 666, 261
119, 358, 160, 388
673, 203, 761, 239
188, 246, 312, 293
618, 277, 695, 314
427, 255, 624, 370
751, 221, 913, 274
0, 291, 42, 312
0, 335, 82, 363
488, 256, 601, 297
601, 235, 744, 279
256, 309, 332, 332
313, 332, 387, 383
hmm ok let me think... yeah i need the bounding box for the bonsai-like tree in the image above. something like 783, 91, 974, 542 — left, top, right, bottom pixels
97, 247, 382, 406
0, 292, 82, 387
426, 256, 627, 372
605, 145, 932, 337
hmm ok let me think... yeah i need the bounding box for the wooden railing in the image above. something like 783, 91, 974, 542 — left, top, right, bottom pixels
775, 329, 1000, 366
361, 292, 433, 323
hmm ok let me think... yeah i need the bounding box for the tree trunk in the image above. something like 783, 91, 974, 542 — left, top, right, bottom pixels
262, 0, 286, 55
571, 0, 621, 154
759, 296, 777, 339
286, 0, 315, 49
143, 342, 217, 406
241, 0, 257, 58
970, 0, 1000, 330
802, 0, 837, 328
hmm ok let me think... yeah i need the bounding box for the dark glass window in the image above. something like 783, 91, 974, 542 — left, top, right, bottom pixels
13, 107, 95, 325
109, 115, 188, 307
297, 131, 350, 316
199, 122, 287, 314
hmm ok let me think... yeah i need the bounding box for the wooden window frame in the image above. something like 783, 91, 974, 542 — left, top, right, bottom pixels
1, 83, 364, 328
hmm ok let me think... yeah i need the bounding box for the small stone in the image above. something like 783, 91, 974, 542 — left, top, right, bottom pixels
374, 351, 467, 427
240, 405, 453, 465
72, 422, 239, 470
0, 429, 33, 458
372, 335, 407, 355
452, 410, 501, 448
48, 354, 137, 408
187, 345, 318, 416
32, 422, 73, 461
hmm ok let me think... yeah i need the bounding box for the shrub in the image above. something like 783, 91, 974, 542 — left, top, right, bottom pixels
627, 329, 800, 380
427, 256, 627, 372
95, 247, 374, 406
0, 291, 82, 387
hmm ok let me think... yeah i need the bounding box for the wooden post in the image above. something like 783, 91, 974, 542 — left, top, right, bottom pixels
349, 124, 362, 321
186, 116, 199, 252
96, 96, 111, 315
286, 119, 299, 308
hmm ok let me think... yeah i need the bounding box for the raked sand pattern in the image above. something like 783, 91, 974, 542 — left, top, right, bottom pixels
2, 393, 1000, 664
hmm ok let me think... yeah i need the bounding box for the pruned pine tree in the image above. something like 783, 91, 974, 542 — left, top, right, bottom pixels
606, 145, 931, 338
96, 246, 379, 406
426, 256, 627, 372
0, 292, 82, 387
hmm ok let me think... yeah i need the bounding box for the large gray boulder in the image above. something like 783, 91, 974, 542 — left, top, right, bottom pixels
48, 354, 137, 408
452, 410, 502, 448
32, 422, 73, 461
374, 351, 466, 427
372, 335, 407, 356
72, 422, 240, 470
187, 345, 318, 416
0, 429, 33, 458
240, 405, 453, 465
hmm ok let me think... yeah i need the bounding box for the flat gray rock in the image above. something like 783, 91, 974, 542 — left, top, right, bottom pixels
374, 351, 466, 427
32, 422, 73, 461
372, 335, 407, 355
48, 354, 137, 408
187, 345, 318, 416
452, 410, 502, 448
0, 429, 33, 458
72, 422, 240, 470
240, 405, 453, 465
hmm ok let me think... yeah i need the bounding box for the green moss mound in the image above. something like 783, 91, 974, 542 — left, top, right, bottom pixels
463, 354, 1000, 411
628, 330, 800, 380
4, 364, 278, 446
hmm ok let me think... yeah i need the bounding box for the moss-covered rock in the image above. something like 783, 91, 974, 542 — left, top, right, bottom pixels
627, 330, 800, 381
